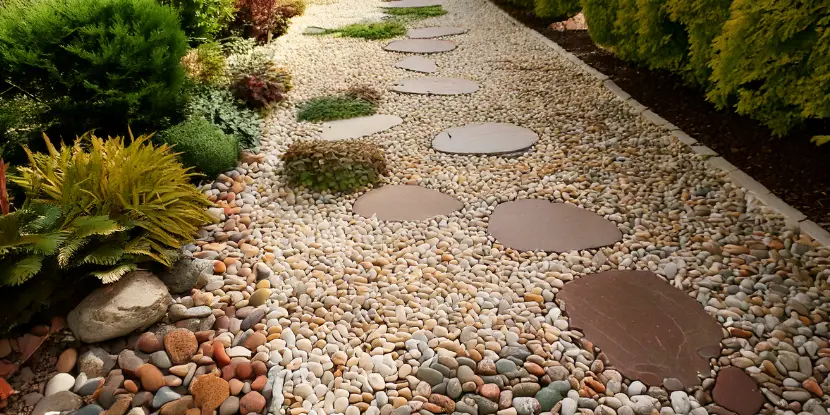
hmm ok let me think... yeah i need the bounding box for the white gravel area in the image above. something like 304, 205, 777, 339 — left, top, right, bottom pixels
193, 0, 830, 414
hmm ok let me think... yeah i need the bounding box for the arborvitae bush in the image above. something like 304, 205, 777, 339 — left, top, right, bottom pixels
159, 118, 239, 178
708, 0, 830, 136
665, 0, 732, 87
533, 0, 581, 20
0, 0, 188, 137
582, 0, 620, 46
630, 0, 689, 72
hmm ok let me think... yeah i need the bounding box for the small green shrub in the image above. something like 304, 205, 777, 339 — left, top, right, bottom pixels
161, 0, 237, 40
0, 0, 188, 137
181, 41, 227, 86
220, 36, 258, 56
186, 85, 262, 149
159, 118, 239, 178
708, 0, 830, 136
228, 50, 292, 108
297, 95, 377, 122
327, 21, 406, 39
533, 0, 580, 19
384, 5, 447, 19
281, 140, 388, 192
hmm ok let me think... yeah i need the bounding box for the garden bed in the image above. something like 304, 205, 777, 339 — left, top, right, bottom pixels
490, 0, 830, 231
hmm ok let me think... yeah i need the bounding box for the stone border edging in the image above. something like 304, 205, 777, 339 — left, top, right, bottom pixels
485, 0, 830, 247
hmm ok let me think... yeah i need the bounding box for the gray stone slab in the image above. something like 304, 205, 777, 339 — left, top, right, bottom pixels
353, 185, 463, 221
385, 39, 456, 54
394, 56, 437, 73
381, 0, 444, 8
691, 145, 718, 156
488, 200, 622, 252
671, 130, 697, 145
390, 76, 479, 95
432, 123, 538, 155
407, 27, 467, 39
320, 114, 403, 141
304, 26, 326, 35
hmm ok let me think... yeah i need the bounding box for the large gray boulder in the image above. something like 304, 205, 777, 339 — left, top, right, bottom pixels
158, 257, 213, 294
68, 271, 171, 343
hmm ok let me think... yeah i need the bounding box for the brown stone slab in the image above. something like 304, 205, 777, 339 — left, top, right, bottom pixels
353, 185, 463, 221
390, 77, 479, 95
407, 27, 467, 39
488, 200, 620, 251
712, 367, 765, 415
432, 123, 538, 155
558, 271, 724, 388
384, 39, 456, 54
381, 0, 444, 8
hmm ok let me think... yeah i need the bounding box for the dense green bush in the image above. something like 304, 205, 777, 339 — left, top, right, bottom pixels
708, 0, 830, 136
665, 0, 732, 86
0, 96, 50, 165
281, 140, 388, 192
181, 41, 227, 86
228, 50, 292, 108
186, 85, 262, 149
161, 0, 236, 40
533, 0, 580, 19
0, 0, 188, 137
297, 95, 377, 122
582, 0, 619, 46
159, 118, 239, 177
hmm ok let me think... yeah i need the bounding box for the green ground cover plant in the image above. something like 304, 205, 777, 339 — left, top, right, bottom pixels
323, 21, 406, 39
297, 95, 377, 122
384, 5, 447, 19
281, 140, 388, 192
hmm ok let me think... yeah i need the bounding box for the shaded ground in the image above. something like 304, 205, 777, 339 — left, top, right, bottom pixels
490, 0, 830, 231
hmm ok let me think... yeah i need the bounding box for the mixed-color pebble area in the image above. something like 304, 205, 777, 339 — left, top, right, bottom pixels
6, 0, 830, 415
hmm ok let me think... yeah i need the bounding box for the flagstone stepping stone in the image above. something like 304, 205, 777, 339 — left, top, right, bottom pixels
381, 0, 444, 8
320, 115, 403, 140
432, 123, 538, 155
385, 39, 456, 54
558, 270, 724, 388
712, 367, 765, 415
407, 27, 467, 39
304, 26, 326, 35
391, 77, 479, 96
395, 56, 437, 73
353, 185, 463, 221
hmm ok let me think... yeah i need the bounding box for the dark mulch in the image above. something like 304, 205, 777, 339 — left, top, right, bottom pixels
490, 0, 830, 230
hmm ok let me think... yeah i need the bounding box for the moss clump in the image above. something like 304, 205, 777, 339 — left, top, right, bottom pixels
281, 140, 387, 192
384, 5, 447, 19
296, 95, 377, 122
326, 21, 406, 39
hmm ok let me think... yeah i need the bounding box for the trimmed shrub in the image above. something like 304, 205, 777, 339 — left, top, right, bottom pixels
181, 41, 227, 86
630, 0, 689, 72
161, 0, 236, 41
533, 0, 580, 19
0, 0, 188, 137
281, 140, 387, 192
159, 118, 239, 177
228, 50, 292, 108
582, 0, 620, 46
297, 95, 377, 122
186, 85, 262, 149
708, 0, 830, 136
665, 0, 732, 86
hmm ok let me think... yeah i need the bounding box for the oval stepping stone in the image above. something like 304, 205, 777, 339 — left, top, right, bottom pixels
407, 27, 467, 39
391, 77, 479, 95
381, 0, 444, 8
353, 185, 462, 221
712, 367, 765, 415
384, 39, 456, 54
488, 199, 620, 251
432, 123, 537, 155
558, 270, 724, 388
320, 115, 403, 141
395, 56, 437, 73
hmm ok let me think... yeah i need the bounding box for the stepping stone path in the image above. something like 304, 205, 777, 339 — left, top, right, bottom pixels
712, 367, 765, 415
320, 114, 403, 140
391, 76, 479, 95
380, 0, 444, 7
394, 56, 438, 73
558, 270, 724, 387
432, 122, 539, 155
384, 39, 456, 53
407, 26, 467, 39
353, 185, 463, 221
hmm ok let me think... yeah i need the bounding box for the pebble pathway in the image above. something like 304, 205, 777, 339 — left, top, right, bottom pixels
28, 1, 830, 415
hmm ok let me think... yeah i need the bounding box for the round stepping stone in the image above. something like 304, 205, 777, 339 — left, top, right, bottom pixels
381, 0, 444, 8
432, 123, 538, 155
384, 39, 456, 54
390, 77, 479, 95
488, 199, 620, 251
320, 115, 403, 141
304, 26, 326, 35
395, 56, 437, 73
407, 27, 467, 39
712, 367, 765, 415
353, 185, 462, 221
558, 270, 724, 388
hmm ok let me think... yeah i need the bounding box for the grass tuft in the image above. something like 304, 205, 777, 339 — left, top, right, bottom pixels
384, 5, 447, 19
327, 21, 406, 39
297, 95, 377, 122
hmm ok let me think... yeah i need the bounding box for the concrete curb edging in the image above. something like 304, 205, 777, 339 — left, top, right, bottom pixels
486, 0, 830, 247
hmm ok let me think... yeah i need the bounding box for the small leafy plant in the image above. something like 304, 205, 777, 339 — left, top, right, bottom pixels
228, 50, 292, 109
181, 41, 227, 86
186, 85, 262, 149
325, 21, 406, 39
281, 140, 388, 192
159, 118, 239, 178
297, 95, 377, 122
235, 0, 307, 42
384, 5, 447, 19
161, 0, 237, 40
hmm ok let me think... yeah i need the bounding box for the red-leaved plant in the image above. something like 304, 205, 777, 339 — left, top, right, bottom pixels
0, 159, 9, 216
235, 0, 306, 43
